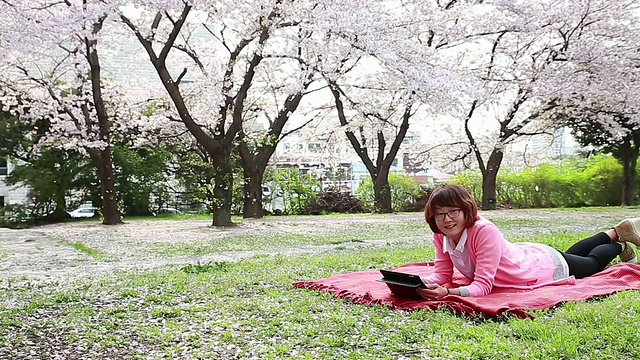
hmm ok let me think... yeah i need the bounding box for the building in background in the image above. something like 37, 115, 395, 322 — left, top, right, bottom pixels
502, 127, 579, 170
0, 158, 29, 208
269, 131, 410, 194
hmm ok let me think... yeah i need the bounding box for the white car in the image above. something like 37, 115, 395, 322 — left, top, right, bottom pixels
68, 207, 97, 218
153, 207, 182, 216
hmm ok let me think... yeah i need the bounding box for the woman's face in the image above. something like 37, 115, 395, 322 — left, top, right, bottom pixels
434, 206, 465, 241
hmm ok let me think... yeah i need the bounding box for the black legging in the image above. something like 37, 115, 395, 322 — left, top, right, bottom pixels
560, 232, 622, 279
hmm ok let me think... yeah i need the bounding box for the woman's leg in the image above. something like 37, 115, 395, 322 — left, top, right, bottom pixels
561, 242, 623, 278
565, 231, 616, 256
562, 230, 624, 279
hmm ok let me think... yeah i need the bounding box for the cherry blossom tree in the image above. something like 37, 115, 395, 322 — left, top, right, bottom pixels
321, 62, 416, 213
300, 0, 474, 212
120, 0, 324, 224
410, 0, 639, 209
236, 81, 318, 218
0, 0, 146, 224
546, 6, 640, 205
314, 0, 638, 210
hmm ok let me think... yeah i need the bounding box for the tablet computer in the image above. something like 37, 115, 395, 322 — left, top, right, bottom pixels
376, 269, 426, 299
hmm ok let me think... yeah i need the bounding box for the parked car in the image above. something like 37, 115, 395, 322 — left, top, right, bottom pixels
153, 207, 182, 216
68, 207, 98, 218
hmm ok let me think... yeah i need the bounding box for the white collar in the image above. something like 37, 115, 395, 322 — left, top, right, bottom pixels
443, 229, 468, 254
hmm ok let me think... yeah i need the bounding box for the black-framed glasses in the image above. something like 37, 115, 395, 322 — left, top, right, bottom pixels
434, 209, 461, 221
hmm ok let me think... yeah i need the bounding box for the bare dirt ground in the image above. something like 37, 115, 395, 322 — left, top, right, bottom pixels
0, 209, 638, 285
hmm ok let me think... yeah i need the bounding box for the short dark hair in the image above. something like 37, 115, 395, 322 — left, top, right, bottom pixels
424, 184, 478, 234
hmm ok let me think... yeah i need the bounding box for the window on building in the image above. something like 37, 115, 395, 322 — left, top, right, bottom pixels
402, 135, 414, 145
0, 196, 4, 208
308, 143, 323, 153
0, 158, 6, 176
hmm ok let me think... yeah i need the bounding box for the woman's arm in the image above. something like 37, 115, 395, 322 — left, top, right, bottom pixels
421, 235, 454, 285
416, 283, 460, 300
459, 224, 505, 296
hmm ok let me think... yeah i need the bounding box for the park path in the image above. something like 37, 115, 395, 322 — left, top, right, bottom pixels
0, 213, 424, 284
0, 209, 637, 285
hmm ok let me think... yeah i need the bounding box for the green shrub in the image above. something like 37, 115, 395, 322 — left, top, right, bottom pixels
448, 171, 483, 201
356, 173, 422, 212
498, 162, 583, 208
0, 204, 34, 229
271, 168, 320, 215
447, 154, 633, 208
580, 154, 623, 206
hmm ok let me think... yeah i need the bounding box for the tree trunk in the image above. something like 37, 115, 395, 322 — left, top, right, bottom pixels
620, 138, 638, 206
51, 182, 69, 220
85, 17, 121, 225
50, 183, 70, 220
243, 166, 263, 218
238, 142, 273, 219
94, 148, 121, 224
373, 176, 393, 213
212, 150, 234, 227
631, 145, 639, 205
88, 147, 122, 224
481, 149, 504, 210
99, 147, 121, 224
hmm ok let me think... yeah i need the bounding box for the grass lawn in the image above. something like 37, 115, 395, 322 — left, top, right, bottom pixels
1, 210, 640, 359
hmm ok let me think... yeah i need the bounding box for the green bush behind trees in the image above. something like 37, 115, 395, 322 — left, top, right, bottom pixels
317, 154, 636, 214
450, 155, 634, 208
112, 146, 173, 216
357, 173, 422, 212
270, 168, 320, 215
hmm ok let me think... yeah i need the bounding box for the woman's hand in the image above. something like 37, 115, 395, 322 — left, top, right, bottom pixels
416, 284, 449, 300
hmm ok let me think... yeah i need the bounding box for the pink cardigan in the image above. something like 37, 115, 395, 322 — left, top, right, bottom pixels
423, 216, 575, 296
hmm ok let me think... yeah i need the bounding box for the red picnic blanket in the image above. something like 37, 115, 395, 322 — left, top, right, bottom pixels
292, 262, 640, 319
